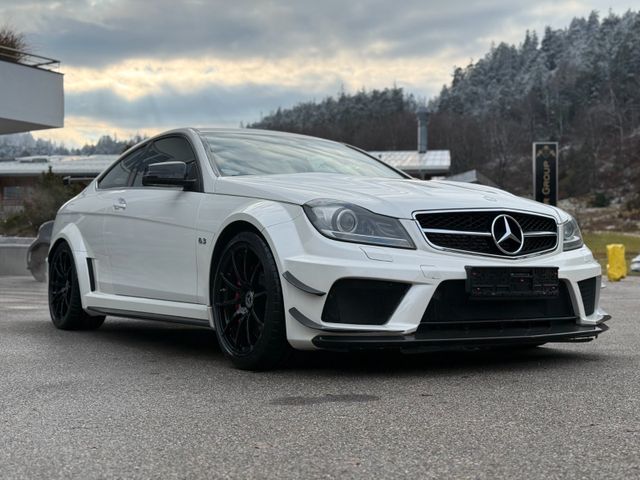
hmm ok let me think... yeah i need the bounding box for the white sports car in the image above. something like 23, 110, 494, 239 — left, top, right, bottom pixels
48, 128, 610, 369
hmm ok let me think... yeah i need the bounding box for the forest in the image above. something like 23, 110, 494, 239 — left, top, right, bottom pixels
250, 10, 640, 207
0, 132, 146, 158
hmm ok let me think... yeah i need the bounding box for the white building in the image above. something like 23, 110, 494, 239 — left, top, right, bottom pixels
0, 45, 64, 215
0, 46, 63, 134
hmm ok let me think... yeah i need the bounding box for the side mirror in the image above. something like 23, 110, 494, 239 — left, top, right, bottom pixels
142, 161, 195, 188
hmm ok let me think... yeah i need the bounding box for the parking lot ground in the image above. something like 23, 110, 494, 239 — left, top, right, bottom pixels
0, 275, 639, 479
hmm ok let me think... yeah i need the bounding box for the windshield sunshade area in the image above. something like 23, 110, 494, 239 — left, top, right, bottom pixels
200, 131, 404, 178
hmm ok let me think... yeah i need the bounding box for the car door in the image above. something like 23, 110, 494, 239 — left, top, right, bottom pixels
102, 135, 203, 303
87, 146, 149, 294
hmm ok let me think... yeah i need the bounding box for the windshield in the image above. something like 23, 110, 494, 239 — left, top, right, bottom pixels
200, 131, 405, 178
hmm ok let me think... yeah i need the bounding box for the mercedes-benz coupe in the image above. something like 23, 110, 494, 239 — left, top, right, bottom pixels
48, 128, 610, 369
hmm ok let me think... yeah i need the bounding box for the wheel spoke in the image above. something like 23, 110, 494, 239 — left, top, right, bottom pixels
233, 313, 246, 346
54, 260, 65, 279
242, 247, 248, 284
231, 251, 243, 284
250, 309, 264, 327
222, 316, 236, 336
249, 263, 261, 286
215, 298, 240, 307
245, 311, 252, 345
219, 273, 240, 292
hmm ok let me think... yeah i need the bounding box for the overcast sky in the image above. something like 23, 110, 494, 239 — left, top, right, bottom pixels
0, 0, 636, 146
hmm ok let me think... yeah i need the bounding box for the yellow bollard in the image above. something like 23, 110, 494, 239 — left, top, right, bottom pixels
606, 244, 627, 282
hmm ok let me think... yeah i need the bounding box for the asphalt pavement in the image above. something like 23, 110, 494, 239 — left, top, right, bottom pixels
0, 275, 638, 479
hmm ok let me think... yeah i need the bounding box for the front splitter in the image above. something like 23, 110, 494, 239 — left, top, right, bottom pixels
312, 322, 609, 352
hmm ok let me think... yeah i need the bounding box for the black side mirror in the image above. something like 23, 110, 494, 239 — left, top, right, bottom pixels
142, 161, 195, 188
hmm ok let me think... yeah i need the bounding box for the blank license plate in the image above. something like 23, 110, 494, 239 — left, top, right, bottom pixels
465, 266, 559, 299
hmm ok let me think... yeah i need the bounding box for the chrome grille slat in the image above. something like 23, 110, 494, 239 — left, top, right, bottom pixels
422, 228, 492, 237
414, 210, 559, 258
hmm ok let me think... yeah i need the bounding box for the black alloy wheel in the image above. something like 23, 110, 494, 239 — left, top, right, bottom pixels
49, 245, 74, 321
212, 232, 289, 370
48, 242, 105, 330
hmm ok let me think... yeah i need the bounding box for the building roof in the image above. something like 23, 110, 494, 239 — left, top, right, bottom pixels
0, 149, 452, 178
0, 155, 117, 177
368, 150, 451, 175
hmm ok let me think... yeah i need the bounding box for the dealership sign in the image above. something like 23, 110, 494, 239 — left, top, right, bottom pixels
533, 142, 558, 206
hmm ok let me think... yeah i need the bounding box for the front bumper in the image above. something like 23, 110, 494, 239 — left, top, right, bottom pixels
265, 214, 610, 350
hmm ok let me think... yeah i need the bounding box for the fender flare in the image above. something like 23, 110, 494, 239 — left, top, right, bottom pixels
49, 222, 93, 308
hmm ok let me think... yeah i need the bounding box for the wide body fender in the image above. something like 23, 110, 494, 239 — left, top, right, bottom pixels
48, 220, 97, 312
195, 195, 303, 304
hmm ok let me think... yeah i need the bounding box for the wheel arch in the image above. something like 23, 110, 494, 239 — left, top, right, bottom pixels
48, 222, 93, 306
204, 201, 302, 306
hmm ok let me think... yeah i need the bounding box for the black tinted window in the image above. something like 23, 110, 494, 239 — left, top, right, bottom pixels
131, 137, 199, 188
98, 148, 146, 189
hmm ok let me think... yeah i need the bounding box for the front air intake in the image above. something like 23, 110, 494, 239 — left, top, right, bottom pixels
321, 279, 409, 325
578, 277, 598, 316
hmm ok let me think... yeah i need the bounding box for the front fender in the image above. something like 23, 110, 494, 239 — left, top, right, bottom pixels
195, 196, 303, 303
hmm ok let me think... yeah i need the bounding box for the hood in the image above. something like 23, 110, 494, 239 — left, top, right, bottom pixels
214, 173, 564, 221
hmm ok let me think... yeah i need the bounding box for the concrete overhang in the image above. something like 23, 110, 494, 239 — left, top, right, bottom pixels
0, 59, 64, 134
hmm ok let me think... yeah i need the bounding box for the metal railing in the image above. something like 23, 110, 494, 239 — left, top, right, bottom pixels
0, 45, 60, 71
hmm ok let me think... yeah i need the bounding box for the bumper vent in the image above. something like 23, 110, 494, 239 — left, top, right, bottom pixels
415, 210, 558, 257
419, 280, 576, 334
321, 279, 409, 325
578, 277, 598, 316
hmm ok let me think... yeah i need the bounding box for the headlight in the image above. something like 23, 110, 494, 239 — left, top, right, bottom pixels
303, 199, 415, 249
562, 216, 583, 251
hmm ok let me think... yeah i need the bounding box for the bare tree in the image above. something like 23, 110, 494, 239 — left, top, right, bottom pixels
0, 26, 27, 63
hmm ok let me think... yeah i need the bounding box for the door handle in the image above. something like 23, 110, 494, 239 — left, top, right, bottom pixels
113, 198, 127, 211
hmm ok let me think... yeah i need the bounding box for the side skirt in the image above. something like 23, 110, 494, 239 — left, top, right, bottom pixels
83, 291, 212, 328
87, 306, 211, 327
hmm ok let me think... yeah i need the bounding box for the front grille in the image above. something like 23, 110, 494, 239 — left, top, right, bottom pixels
418, 280, 576, 335
578, 277, 598, 316
415, 210, 558, 257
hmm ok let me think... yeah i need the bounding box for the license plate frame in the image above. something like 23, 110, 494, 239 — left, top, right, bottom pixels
465, 266, 559, 300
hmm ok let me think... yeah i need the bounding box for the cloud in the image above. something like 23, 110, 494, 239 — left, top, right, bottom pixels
57, 50, 455, 141
31, 115, 161, 147
63, 53, 453, 100
4, 0, 593, 67
4, 0, 637, 147
64, 83, 317, 129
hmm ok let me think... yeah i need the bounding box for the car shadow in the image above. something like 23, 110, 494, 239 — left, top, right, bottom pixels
287, 346, 605, 375
92, 317, 605, 375
97, 318, 222, 359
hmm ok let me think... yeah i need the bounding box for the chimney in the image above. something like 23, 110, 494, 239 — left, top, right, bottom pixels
416, 106, 429, 154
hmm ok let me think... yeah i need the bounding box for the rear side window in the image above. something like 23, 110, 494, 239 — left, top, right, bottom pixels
131, 136, 200, 189
98, 148, 147, 189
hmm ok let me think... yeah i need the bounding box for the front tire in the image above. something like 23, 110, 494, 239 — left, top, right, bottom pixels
48, 242, 105, 330
212, 232, 290, 370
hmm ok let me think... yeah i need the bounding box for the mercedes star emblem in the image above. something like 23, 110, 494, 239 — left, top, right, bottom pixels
491, 214, 525, 255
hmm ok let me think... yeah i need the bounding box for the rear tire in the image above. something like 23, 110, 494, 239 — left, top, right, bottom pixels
212, 232, 290, 370
48, 242, 105, 330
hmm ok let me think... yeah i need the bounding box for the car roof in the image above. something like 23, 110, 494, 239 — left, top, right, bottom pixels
193, 127, 334, 142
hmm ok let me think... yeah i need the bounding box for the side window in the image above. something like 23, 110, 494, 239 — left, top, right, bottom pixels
98, 148, 147, 189
131, 136, 200, 190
